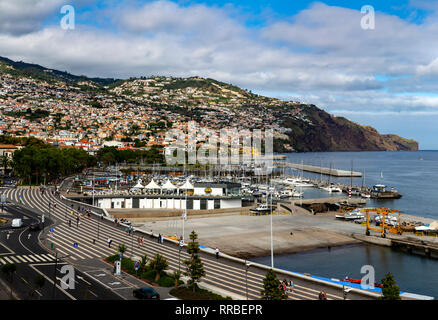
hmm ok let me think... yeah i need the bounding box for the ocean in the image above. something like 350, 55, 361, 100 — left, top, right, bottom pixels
251, 150, 438, 298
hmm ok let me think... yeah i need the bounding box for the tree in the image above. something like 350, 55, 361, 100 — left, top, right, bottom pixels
171, 270, 181, 288
148, 253, 168, 282
118, 244, 126, 258
261, 269, 287, 300
140, 254, 148, 272
183, 230, 206, 292
1, 263, 17, 299
0, 155, 10, 175
380, 273, 401, 300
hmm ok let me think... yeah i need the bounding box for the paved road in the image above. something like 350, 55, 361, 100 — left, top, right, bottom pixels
2, 187, 373, 300
0, 195, 122, 300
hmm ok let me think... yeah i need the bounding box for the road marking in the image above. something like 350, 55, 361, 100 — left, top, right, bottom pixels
15, 255, 27, 263
30, 255, 44, 262
0, 258, 6, 264
8, 256, 20, 263
3, 256, 14, 263
29, 264, 76, 300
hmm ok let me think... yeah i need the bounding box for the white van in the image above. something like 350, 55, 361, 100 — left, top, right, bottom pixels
11, 218, 23, 228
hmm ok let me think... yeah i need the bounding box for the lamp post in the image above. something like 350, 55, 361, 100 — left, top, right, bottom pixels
178, 240, 183, 272
245, 260, 251, 300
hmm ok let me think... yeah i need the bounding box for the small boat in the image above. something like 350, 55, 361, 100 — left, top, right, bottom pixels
361, 193, 371, 199
284, 178, 314, 188
343, 277, 382, 288
250, 204, 275, 214
322, 184, 342, 193
336, 209, 365, 220
371, 184, 402, 199
280, 188, 303, 198
374, 214, 398, 226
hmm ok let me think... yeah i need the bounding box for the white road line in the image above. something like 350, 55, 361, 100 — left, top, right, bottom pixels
15, 255, 27, 263
8, 256, 20, 263
30, 255, 44, 262
41, 254, 55, 261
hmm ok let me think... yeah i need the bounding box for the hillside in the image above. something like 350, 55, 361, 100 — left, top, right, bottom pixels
0, 56, 418, 152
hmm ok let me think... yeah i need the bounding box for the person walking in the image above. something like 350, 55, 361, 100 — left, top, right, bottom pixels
68, 219, 71, 227
215, 248, 220, 259
289, 280, 294, 293
108, 238, 113, 248
76, 215, 80, 227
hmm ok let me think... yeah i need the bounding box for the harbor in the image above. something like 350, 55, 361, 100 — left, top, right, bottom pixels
61, 150, 438, 298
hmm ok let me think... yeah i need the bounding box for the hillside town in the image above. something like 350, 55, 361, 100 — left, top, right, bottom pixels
0, 64, 308, 155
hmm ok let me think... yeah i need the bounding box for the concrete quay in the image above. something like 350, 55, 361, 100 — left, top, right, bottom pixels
280, 162, 362, 177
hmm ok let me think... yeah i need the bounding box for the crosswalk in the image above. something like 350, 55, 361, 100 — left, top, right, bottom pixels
1, 187, 350, 300
0, 253, 56, 264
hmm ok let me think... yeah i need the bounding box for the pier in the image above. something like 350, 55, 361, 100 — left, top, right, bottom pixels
278, 162, 362, 177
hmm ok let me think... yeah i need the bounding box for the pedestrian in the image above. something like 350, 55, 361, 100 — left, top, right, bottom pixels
101, 213, 104, 220
76, 215, 80, 227
68, 219, 71, 227
318, 291, 327, 300
215, 248, 220, 259
289, 280, 294, 292
150, 230, 154, 238
108, 238, 113, 248
158, 233, 161, 243
114, 218, 118, 226
141, 236, 144, 245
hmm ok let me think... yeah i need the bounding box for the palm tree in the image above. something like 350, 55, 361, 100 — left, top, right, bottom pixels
1, 263, 17, 299
172, 270, 181, 288
148, 253, 168, 282
118, 243, 126, 258
0, 155, 10, 175
140, 254, 148, 272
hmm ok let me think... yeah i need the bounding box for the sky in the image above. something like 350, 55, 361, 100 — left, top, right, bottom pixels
1, 0, 438, 149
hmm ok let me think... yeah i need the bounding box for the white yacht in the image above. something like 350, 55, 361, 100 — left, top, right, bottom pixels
322, 184, 342, 193
250, 204, 275, 214
280, 188, 303, 198
336, 209, 365, 220
284, 178, 314, 188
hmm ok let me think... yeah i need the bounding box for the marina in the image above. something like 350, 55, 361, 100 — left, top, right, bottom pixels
62, 150, 438, 299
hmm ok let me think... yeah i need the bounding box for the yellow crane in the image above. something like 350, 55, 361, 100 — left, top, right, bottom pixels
363, 208, 404, 238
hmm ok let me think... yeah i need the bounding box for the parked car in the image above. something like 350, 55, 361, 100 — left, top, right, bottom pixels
11, 218, 23, 228
133, 287, 160, 300
29, 221, 41, 231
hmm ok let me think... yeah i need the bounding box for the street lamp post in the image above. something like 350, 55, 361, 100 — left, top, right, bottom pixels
245, 261, 251, 300
178, 240, 183, 272
131, 227, 134, 259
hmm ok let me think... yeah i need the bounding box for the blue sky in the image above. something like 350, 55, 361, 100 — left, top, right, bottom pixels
1, 0, 438, 148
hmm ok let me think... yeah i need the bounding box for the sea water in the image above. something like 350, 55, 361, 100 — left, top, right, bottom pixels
253, 151, 438, 298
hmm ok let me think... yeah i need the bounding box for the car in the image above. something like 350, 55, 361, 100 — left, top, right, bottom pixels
133, 287, 160, 300
11, 218, 23, 228
29, 221, 41, 231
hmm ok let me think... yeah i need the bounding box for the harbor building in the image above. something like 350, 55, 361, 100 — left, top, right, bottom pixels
71, 181, 243, 210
